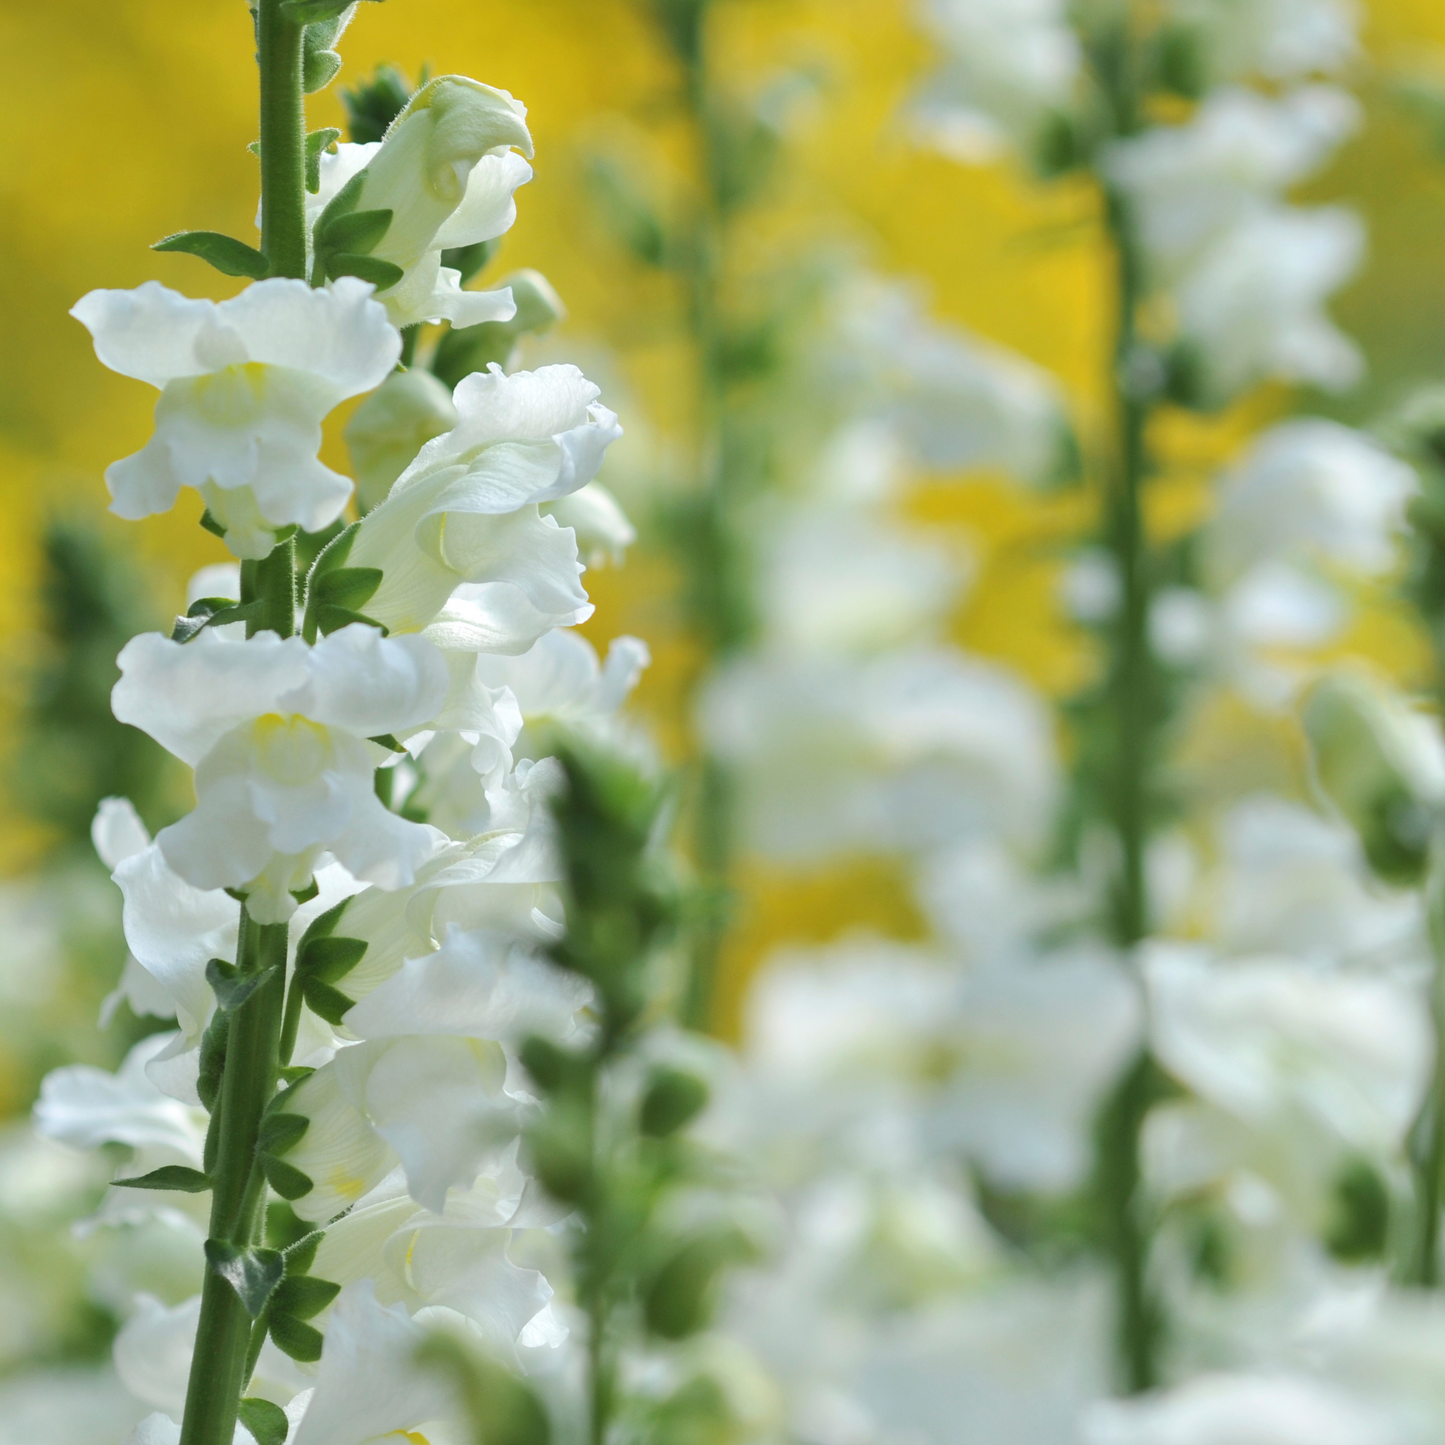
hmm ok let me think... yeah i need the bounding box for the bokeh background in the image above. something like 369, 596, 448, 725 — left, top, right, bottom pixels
2, 0, 1445, 1183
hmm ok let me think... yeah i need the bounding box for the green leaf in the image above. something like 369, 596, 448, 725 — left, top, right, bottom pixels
205, 1242, 284, 1318
308, 521, 360, 580
298, 935, 367, 984
199, 509, 228, 539
171, 597, 258, 644
301, 975, 357, 1027
313, 566, 383, 611
154, 231, 270, 279
198, 1010, 230, 1113
291, 877, 321, 905
259, 1112, 310, 1155
206, 959, 279, 1014
316, 604, 387, 636
314, 172, 367, 244
272, 1274, 341, 1320
327, 253, 405, 289
270, 1312, 324, 1363
113, 1166, 211, 1193
368, 733, 406, 753
317, 208, 393, 257
261, 1155, 315, 1201
304, 126, 343, 193
238, 1398, 289, 1445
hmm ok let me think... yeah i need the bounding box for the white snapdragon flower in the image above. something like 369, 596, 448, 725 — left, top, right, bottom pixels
1160, 0, 1360, 85
701, 648, 1059, 860
541, 481, 635, 568
350, 365, 621, 648
1104, 86, 1360, 281
1204, 420, 1416, 587
71, 278, 398, 559
1176, 205, 1364, 402
290, 1282, 466, 1445
1082, 1371, 1401, 1445
112, 625, 451, 923
310, 76, 534, 328
912, 0, 1080, 162
832, 278, 1071, 484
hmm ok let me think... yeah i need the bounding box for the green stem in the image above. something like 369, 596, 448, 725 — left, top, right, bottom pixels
1088, 21, 1163, 1393
257, 0, 308, 280
178, 914, 287, 1445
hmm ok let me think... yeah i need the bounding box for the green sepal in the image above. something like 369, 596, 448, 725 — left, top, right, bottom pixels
259, 1112, 310, 1155
317, 208, 393, 258
199, 509, 228, 539
316, 604, 388, 637
313, 566, 383, 612
327, 253, 405, 289
238, 1398, 289, 1445
302, 45, 343, 96
154, 231, 270, 279
198, 1010, 230, 1113
261, 1155, 315, 1201
283, 0, 356, 29
205, 1242, 285, 1318
283, 1230, 325, 1276
267, 1202, 314, 1251
113, 1166, 212, 1193
298, 896, 351, 948
368, 733, 406, 753
302, 522, 362, 641
298, 934, 367, 984
205, 958, 279, 1014
269, 1312, 324, 1362
272, 1274, 341, 1320
304, 127, 342, 193
279, 1065, 316, 1086
171, 597, 259, 644
315, 170, 366, 229
301, 975, 357, 1027
290, 877, 321, 905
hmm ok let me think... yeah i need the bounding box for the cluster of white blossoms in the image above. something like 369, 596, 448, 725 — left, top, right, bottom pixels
31, 33, 649, 1444
697, 1, 1445, 1444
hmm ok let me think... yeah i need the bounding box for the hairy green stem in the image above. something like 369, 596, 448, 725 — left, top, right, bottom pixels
257, 0, 308, 280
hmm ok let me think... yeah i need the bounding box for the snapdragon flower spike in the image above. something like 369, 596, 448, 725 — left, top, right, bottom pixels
71, 277, 400, 559
346, 363, 622, 649
309, 75, 535, 327
112, 623, 449, 923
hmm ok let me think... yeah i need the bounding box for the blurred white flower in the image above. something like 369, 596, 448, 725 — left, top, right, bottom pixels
1160, 0, 1360, 85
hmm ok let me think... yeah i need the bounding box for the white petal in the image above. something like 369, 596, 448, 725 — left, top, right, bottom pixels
71, 281, 217, 388
283, 626, 451, 736
432, 149, 534, 250
93, 796, 151, 869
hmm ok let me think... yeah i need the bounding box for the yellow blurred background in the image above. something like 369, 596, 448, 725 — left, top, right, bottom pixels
3, 0, 1445, 1059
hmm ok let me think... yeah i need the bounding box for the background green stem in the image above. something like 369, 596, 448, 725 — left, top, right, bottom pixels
1410, 840, 1445, 1283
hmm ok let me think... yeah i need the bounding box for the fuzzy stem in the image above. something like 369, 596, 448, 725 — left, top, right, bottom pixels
257, 0, 308, 280
1410, 838, 1445, 1284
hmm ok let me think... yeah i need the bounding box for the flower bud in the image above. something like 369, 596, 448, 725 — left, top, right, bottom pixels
344, 368, 459, 512
1302, 669, 1445, 885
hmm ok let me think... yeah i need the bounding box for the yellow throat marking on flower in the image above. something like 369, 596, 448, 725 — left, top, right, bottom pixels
250, 714, 333, 786
189, 361, 271, 428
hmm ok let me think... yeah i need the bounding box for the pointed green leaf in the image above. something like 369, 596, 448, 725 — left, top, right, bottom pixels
317, 208, 393, 257
114, 1166, 211, 1193
205, 1242, 284, 1318
327, 254, 405, 289
313, 566, 383, 611
259, 1112, 310, 1155
301, 975, 357, 1026
297, 897, 351, 953
298, 935, 367, 984
206, 959, 279, 1014
238, 1398, 289, 1445
269, 1312, 324, 1363
154, 231, 271, 279
171, 598, 259, 644
261, 1155, 315, 1201
368, 734, 406, 753
272, 1274, 341, 1320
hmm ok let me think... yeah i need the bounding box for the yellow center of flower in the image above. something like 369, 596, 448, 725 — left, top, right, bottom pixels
249, 714, 332, 785
187, 361, 270, 427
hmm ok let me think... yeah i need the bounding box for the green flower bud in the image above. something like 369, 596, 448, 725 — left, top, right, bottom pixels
344, 369, 458, 512
1302, 670, 1445, 885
